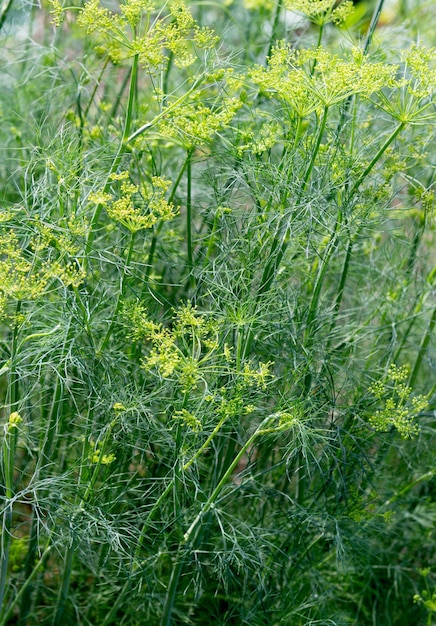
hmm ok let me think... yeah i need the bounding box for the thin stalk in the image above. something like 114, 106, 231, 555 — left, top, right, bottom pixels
0, 545, 53, 626
329, 232, 354, 329
393, 267, 435, 363
38, 376, 64, 467
85, 54, 139, 270
406, 219, 425, 277
109, 65, 132, 122
162, 51, 174, 108
204, 209, 220, 264
310, 22, 324, 75
160, 553, 186, 626
337, 0, 386, 133
134, 414, 229, 562
83, 56, 110, 121
7, 301, 21, 410
0, 438, 17, 610
265, 0, 283, 62
0, 0, 14, 30
302, 105, 329, 191
97, 230, 136, 355
257, 106, 329, 299
305, 218, 342, 341
160, 417, 277, 624
52, 536, 76, 626
18, 509, 40, 625
140, 150, 191, 295
186, 147, 194, 285
363, 0, 386, 54
408, 306, 436, 390
53, 417, 118, 624
348, 121, 405, 197
0, 304, 22, 609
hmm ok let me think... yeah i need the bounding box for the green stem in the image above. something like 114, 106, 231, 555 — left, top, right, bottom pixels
0, 507, 12, 613
265, 0, 283, 62
349, 122, 405, 196
406, 219, 425, 277
305, 218, 342, 340
53, 417, 118, 623
186, 147, 194, 285
0, 304, 22, 609
184, 418, 276, 543
84, 56, 110, 121
162, 51, 174, 109
84, 54, 139, 271
52, 536, 76, 626
257, 106, 329, 298
134, 414, 229, 562
18, 509, 40, 625
160, 553, 186, 626
0, 545, 52, 626
408, 306, 436, 390
329, 232, 354, 328
302, 105, 329, 191
38, 376, 64, 467
98, 231, 136, 355
363, 0, 386, 54
140, 150, 191, 295
0, 0, 13, 30
160, 417, 276, 623
310, 22, 324, 76
0, 423, 21, 609
109, 65, 132, 122
393, 266, 435, 363
7, 301, 21, 410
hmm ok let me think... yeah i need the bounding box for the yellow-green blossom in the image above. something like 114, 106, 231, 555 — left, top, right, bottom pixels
251, 43, 397, 115
173, 408, 202, 431
8, 412, 23, 428
90, 450, 116, 464
157, 97, 242, 149
368, 365, 428, 438
47, 0, 64, 26
92, 173, 178, 233
284, 0, 354, 26
74, 0, 218, 72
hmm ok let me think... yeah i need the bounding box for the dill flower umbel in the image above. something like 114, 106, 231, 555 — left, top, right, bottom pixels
284, 0, 354, 26
71, 0, 218, 71
251, 43, 397, 115
368, 365, 428, 438
89, 173, 178, 233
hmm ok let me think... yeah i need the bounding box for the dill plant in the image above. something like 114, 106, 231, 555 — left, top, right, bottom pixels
0, 0, 435, 624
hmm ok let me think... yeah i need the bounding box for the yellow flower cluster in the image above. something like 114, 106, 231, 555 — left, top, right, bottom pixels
89, 173, 177, 233
242, 361, 274, 389
89, 444, 116, 465
68, 0, 218, 71
251, 43, 397, 116
0, 227, 85, 318
402, 43, 436, 99
368, 364, 428, 438
173, 408, 202, 431
122, 301, 273, 395
284, 0, 354, 25
157, 96, 242, 149
8, 411, 23, 429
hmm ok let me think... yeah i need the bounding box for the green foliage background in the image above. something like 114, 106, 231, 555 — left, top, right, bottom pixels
0, 0, 435, 624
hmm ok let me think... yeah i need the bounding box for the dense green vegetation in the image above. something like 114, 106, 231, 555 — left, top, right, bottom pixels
0, 0, 435, 623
